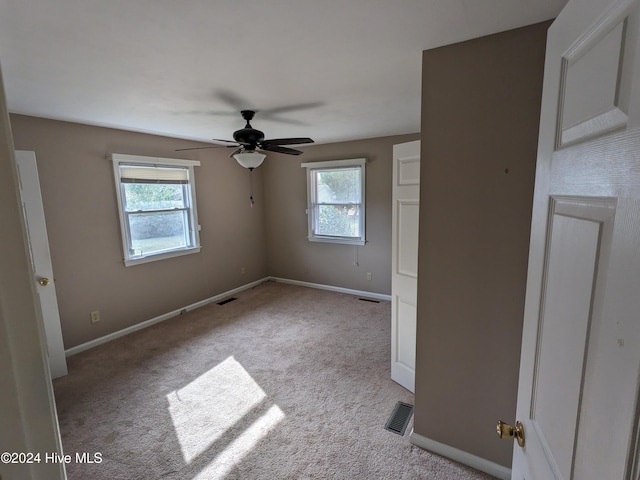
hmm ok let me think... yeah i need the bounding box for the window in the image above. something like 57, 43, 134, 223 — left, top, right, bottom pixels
111, 154, 201, 266
302, 158, 366, 245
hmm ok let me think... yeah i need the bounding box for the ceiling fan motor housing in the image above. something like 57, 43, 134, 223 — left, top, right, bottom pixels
176, 108, 312, 155
233, 127, 264, 149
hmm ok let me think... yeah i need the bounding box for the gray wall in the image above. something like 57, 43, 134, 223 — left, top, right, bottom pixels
263, 133, 419, 295
10, 114, 417, 349
10, 115, 268, 348
414, 21, 550, 467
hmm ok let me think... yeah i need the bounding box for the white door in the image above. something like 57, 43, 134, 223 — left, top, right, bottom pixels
391, 140, 420, 392
16, 150, 68, 379
509, 0, 640, 478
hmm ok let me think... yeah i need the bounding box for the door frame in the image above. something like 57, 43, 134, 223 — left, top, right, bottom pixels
0, 66, 66, 480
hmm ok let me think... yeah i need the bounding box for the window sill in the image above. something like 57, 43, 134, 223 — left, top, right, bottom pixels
123, 246, 201, 267
308, 236, 365, 246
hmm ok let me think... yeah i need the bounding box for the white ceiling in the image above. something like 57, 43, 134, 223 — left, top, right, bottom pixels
0, 0, 568, 146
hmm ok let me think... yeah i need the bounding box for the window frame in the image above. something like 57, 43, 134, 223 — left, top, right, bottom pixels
111, 153, 201, 267
301, 158, 366, 245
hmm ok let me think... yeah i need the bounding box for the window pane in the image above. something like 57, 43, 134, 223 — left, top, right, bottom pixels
123, 183, 186, 211
128, 211, 188, 256
317, 204, 361, 238
316, 168, 361, 203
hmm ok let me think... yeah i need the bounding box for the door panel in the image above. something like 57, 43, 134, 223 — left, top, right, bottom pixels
391, 140, 420, 392
397, 201, 419, 277
395, 298, 417, 371
16, 150, 67, 379
528, 198, 614, 479
559, 18, 627, 145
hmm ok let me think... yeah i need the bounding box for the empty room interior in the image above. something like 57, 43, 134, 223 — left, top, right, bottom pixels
10, 0, 638, 479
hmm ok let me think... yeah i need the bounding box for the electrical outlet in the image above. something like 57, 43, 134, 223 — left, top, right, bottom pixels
241, 266, 246, 274
90, 310, 100, 323
367, 272, 372, 281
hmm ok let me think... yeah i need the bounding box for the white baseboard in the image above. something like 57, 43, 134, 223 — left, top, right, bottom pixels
65, 277, 269, 357
65, 276, 389, 357
269, 276, 391, 301
409, 429, 511, 480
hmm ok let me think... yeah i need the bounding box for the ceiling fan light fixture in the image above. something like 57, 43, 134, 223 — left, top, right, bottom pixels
233, 151, 266, 170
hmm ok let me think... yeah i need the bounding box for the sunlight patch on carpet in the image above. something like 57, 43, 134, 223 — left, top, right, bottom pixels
193, 404, 285, 480
166, 356, 277, 464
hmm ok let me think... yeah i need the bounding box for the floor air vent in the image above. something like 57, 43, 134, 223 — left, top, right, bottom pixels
358, 297, 380, 303
385, 401, 413, 436
217, 297, 237, 306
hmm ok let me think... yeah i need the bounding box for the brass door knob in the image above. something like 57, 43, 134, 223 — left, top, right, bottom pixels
496, 420, 525, 447
38, 277, 50, 286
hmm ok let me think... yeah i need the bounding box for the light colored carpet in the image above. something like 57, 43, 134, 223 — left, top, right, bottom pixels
53, 281, 496, 479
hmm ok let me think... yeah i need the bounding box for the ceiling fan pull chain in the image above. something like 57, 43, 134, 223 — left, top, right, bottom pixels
249, 168, 254, 207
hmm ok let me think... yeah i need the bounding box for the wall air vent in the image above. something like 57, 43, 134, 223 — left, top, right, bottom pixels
358, 297, 380, 303
384, 401, 414, 436
217, 297, 237, 306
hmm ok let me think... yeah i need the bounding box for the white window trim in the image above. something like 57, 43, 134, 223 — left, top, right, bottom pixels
301, 158, 366, 246
111, 153, 202, 267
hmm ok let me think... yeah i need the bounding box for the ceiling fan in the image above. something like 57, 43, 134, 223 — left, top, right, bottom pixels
176, 109, 314, 170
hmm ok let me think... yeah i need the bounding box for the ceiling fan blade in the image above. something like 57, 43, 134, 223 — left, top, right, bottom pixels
260, 144, 304, 155
228, 148, 243, 158
262, 137, 314, 146
215, 90, 253, 111
175, 145, 227, 152
261, 102, 324, 116
212, 138, 253, 147
182, 109, 239, 116
210, 90, 323, 124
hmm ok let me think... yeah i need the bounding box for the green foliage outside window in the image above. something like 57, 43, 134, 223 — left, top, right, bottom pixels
315, 168, 361, 237
317, 169, 360, 203
124, 183, 185, 211
318, 205, 359, 237
124, 183, 187, 241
